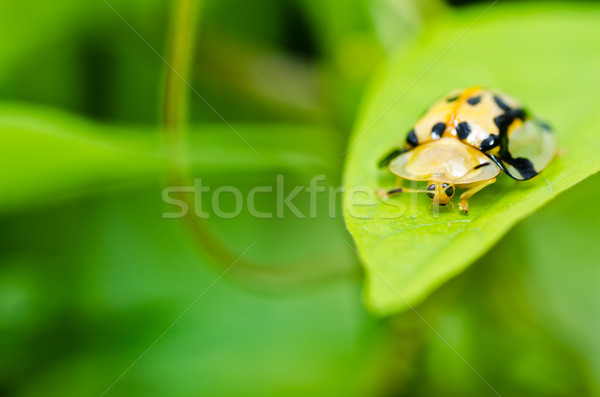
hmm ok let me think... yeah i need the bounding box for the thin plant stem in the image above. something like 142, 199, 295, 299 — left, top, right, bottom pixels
161, 0, 359, 292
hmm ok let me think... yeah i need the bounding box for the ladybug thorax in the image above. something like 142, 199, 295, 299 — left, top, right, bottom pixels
389, 137, 501, 184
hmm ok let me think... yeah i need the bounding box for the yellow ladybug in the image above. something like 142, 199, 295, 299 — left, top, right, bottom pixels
378, 86, 558, 213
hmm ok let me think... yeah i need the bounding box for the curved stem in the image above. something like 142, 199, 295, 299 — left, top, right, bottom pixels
162, 0, 359, 293
164, 0, 196, 168
163, 0, 240, 267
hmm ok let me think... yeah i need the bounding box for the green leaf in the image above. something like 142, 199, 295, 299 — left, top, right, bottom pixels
0, 103, 163, 213
0, 103, 341, 214
398, 174, 600, 395
0, 183, 391, 397
343, 3, 600, 315
509, 173, 600, 386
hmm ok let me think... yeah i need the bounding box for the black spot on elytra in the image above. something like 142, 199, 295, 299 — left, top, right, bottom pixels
507, 157, 538, 179
480, 135, 499, 151
494, 109, 526, 142
406, 129, 418, 147
487, 152, 538, 181
492, 106, 529, 178
474, 162, 491, 170
431, 122, 446, 139
467, 96, 481, 105
456, 122, 471, 140
494, 95, 512, 112
487, 154, 511, 176
447, 95, 459, 103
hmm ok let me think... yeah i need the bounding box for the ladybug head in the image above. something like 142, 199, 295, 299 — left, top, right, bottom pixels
426, 182, 455, 206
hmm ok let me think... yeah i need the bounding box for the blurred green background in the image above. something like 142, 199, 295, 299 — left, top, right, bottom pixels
1, 0, 599, 396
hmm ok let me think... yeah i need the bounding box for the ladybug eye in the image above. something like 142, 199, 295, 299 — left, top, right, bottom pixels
426, 184, 436, 199
445, 186, 455, 197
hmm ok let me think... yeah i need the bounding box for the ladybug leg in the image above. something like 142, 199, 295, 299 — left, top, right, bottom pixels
447, 201, 455, 212
377, 177, 400, 199
378, 148, 408, 168
377, 177, 426, 200
377, 187, 398, 200
458, 178, 496, 213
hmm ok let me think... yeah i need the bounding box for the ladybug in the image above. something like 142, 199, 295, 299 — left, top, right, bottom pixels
378, 86, 557, 213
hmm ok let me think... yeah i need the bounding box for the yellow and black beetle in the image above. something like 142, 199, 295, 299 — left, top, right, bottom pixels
378, 87, 557, 213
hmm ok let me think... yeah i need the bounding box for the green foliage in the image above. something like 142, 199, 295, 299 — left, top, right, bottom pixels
344, 3, 600, 315
400, 172, 600, 395
0, 103, 343, 214
0, 184, 389, 397
0, 104, 391, 395
1, 0, 600, 396
0, 0, 168, 122
0, 104, 390, 395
